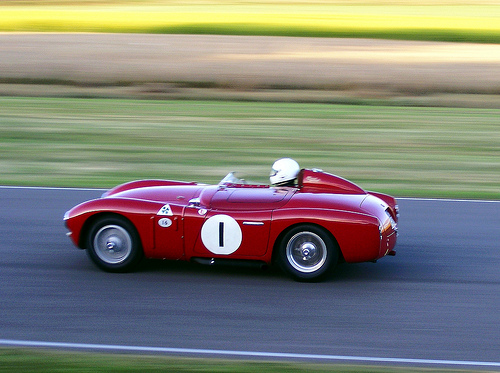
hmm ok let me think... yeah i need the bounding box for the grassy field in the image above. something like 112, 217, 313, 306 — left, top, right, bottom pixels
1, 97, 498, 199
0, 348, 492, 373
1, 0, 500, 43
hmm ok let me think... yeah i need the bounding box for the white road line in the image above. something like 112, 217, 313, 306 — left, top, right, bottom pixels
0, 185, 498, 203
0, 339, 499, 368
0, 185, 106, 192
397, 197, 500, 203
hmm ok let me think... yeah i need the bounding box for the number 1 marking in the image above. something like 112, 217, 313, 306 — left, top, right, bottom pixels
201, 214, 242, 255
219, 222, 224, 247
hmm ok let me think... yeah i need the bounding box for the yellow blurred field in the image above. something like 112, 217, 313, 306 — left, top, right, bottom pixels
1, 0, 500, 42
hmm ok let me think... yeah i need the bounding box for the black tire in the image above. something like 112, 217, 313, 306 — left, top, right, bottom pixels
86, 215, 143, 272
278, 224, 338, 282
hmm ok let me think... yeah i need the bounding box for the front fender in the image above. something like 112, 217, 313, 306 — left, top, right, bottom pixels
65, 198, 162, 254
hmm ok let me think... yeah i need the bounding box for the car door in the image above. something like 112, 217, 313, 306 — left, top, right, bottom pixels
184, 186, 294, 259
153, 202, 185, 260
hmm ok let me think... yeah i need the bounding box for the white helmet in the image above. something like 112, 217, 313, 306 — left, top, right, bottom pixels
270, 158, 300, 186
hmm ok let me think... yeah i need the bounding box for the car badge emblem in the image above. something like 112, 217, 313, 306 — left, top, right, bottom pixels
157, 204, 173, 216
158, 218, 172, 228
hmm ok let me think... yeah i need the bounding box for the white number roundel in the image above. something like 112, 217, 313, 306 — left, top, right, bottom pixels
201, 214, 242, 255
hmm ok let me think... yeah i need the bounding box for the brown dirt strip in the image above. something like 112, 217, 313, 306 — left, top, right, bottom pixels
1, 33, 499, 107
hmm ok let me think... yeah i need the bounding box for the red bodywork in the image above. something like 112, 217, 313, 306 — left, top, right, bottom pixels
65, 169, 398, 266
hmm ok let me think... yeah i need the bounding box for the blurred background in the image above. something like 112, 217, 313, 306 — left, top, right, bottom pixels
0, 0, 499, 199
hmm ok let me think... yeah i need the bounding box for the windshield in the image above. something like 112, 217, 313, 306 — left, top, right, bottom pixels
218, 172, 269, 186
219, 172, 246, 185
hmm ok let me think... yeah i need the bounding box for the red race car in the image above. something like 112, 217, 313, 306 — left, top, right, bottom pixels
64, 159, 398, 281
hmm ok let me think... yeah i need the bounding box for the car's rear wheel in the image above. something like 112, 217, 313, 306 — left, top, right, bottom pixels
86, 215, 143, 272
278, 225, 338, 281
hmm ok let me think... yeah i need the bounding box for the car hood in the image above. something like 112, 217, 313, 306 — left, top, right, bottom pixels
108, 185, 203, 205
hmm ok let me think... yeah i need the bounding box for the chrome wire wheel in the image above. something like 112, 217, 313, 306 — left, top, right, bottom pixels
286, 231, 327, 273
93, 224, 133, 265
278, 224, 338, 281
86, 216, 143, 272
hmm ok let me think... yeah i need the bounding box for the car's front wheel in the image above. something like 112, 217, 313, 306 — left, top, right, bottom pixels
278, 225, 338, 281
86, 215, 143, 272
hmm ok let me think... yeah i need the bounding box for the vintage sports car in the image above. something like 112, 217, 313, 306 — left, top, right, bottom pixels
64, 168, 398, 281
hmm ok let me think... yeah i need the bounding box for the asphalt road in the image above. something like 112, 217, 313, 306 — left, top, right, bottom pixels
0, 187, 499, 368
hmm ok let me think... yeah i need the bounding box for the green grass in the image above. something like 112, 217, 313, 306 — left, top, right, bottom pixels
0, 348, 488, 373
0, 97, 498, 199
0, 1, 499, 43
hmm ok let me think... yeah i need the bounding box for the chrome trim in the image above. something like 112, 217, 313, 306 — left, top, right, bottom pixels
188, 197, 200, 207
242, 221, 264, 226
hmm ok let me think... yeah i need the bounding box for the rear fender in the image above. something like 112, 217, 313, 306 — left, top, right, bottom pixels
269, 208, 381, 263
368, 191, 399, 222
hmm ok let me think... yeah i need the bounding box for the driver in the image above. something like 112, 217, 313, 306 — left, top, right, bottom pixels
270, 158, 300, 187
